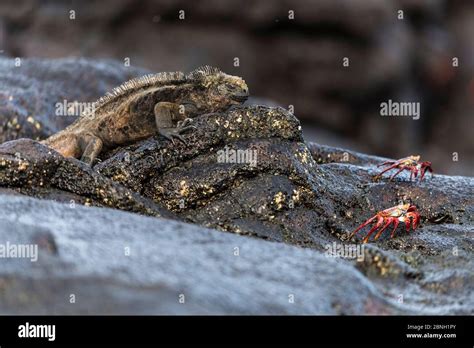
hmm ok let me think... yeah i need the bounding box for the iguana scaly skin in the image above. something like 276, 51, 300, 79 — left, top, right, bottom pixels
41, 66, 249, 164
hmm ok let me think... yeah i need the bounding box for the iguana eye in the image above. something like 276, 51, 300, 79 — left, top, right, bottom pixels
225, 83, 236, 90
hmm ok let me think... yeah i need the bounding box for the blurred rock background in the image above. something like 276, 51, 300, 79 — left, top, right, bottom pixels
0, 0, 472, 175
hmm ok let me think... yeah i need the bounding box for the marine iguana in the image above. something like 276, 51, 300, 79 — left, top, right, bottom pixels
41, 66, 249, 164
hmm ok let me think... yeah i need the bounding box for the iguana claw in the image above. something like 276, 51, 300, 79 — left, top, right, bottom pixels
176, 118, 193, 128
158, 120, 197, 145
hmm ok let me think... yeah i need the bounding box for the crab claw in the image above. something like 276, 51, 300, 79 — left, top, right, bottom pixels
420, 161, 433, 180
406, 205, 420, 230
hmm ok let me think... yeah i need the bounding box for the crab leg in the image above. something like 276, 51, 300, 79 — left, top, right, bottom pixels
420, 168, 426, 180
389, 166, 406, 181
349, 215, 377, 238
378, 161, 396, 167
362, 216, 384, 243
420, 166, 432, 180
376, 163, 400, 177
389, 219, 400, 238
404, 218, 412, 232
374, 219, 393, 241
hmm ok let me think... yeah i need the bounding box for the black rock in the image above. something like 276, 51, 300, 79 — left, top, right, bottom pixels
0, 57, 472, 314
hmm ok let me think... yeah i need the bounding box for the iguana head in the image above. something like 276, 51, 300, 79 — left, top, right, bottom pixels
188, 66, 249, 109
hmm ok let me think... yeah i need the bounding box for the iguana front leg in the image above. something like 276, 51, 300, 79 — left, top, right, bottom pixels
79, 134, 103, 165
154, 102, 197, 145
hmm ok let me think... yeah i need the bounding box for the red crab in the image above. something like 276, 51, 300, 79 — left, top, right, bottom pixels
349, 203, 420, 243
375, 155, 433, 181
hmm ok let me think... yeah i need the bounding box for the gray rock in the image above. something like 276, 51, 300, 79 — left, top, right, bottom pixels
0, 194, 400, 315
0, 193, 471, 314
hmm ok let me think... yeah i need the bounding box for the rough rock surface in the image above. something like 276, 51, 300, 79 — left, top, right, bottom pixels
0, 57, 472, 314
0, 194, 403, 315
0, 138, 174, 218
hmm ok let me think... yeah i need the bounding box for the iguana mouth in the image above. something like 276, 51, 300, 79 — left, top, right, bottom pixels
231, 93, 249, 102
